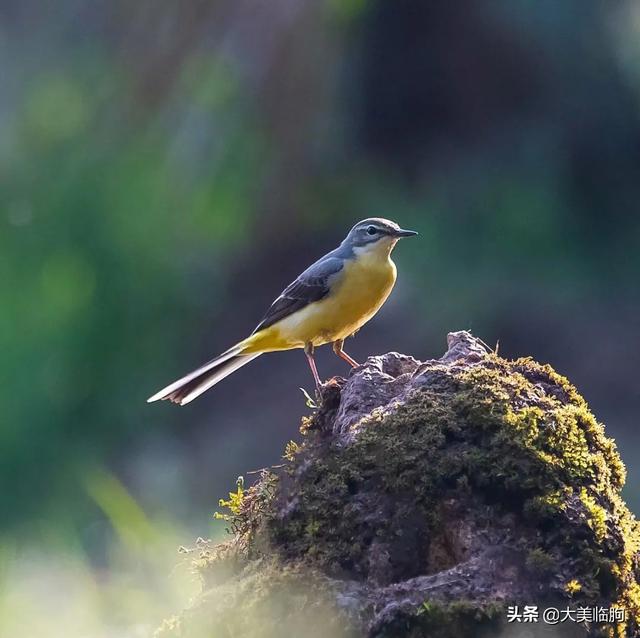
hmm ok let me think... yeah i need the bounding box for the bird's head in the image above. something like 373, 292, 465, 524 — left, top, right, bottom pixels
343, 218, 418, 256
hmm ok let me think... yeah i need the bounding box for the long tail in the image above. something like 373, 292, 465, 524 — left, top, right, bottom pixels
147, 346, 261, 406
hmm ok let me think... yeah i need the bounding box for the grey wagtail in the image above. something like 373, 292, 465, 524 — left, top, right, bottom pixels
147, 218, 417, 405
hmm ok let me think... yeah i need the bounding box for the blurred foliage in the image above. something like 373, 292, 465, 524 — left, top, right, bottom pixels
0, 473, 199, 637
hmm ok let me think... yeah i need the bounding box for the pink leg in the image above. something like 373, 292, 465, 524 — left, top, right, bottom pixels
304, 342, 322, 391
333, 339, 359, 368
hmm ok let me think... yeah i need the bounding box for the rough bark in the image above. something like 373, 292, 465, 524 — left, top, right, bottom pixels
157, 332, 640, 638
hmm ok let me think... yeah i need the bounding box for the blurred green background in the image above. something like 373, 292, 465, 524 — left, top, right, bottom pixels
2, 0, 640, 635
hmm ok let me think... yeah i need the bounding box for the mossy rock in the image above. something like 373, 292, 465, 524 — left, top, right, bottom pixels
159, 332, 640, 638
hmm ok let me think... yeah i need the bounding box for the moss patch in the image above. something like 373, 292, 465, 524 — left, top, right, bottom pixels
162, 339, 640, 637
155, 558, 357, 638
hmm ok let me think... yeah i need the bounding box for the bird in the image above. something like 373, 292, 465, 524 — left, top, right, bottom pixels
147, 218, 417, 406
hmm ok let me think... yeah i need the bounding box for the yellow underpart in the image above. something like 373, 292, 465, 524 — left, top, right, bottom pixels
240, 239, 398, 353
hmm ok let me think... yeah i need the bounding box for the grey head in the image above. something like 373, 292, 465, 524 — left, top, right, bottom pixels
342, 217, 418, 249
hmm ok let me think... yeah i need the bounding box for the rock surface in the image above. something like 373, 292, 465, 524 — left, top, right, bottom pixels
158, 332, 640, 638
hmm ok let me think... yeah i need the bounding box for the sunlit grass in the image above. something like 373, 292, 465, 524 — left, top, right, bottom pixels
0, 470, 207, 638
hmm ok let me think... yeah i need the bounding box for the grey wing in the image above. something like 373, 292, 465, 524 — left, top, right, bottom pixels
252, 255, 344, 333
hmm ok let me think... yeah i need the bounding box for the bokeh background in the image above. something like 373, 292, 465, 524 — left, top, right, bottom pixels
2, 0, 640, 635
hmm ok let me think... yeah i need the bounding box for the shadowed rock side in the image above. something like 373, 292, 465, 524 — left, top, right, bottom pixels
157, 332, 640, 638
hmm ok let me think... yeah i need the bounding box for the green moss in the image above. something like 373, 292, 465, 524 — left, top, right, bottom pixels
157, 558, 357, 638
579, 487, 608, 542
264, 357, 638, 633
565, 579, 582, 596
213, 475, 245, 521
167, 348, 640, 637
403, 600, 503, 638
526, 548, 555, 576
524, 487, 571, 520
283, 440, 300, 461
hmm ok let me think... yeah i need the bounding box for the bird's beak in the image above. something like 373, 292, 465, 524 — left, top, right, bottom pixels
394, 228, 418, 238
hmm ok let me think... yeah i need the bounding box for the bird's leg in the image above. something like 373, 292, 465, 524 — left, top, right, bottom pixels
304, 342, 322, 393
333, 339, 359, 368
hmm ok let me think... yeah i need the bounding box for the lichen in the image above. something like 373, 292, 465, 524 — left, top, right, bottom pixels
160, 334, 640, 638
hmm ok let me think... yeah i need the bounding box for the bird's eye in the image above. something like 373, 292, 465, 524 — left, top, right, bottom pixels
366, 225, 378, 235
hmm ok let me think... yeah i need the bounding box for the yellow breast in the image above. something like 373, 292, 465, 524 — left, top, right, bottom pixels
254, 240, 398, 350
318, 249, 397, 343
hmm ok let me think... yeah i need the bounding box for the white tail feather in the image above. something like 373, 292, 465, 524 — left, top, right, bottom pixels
177, 354, 260, 405
146, 345, 244, 403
